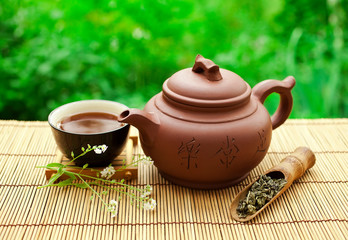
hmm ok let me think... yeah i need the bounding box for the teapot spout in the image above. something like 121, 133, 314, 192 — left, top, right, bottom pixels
118, 109, 160, 146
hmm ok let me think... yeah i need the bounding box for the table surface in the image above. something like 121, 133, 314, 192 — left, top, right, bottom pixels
0, 119, 347, 240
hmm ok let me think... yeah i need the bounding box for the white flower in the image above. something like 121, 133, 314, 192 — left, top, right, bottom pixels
141, 185, 153, 198
143, 198, 156, 211
94, 148, 102, 154
100, 144, 108, 152
142, 156, 153, 166
145, 185, 153, 194
100, 166, 116, 179
94, 144, 108, 154
111, 199, 117, 204
108, 200, 118, 217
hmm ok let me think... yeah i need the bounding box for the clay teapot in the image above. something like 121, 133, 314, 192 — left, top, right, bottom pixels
119, 55, 295, 189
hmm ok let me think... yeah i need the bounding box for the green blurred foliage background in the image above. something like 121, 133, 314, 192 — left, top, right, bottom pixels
0, 0, 347, 120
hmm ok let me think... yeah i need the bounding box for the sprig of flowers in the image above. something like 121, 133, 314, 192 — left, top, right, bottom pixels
100, 166, 116, 179
141, 157, 154, 166
144, 198, 157, 210
108, 200, 119, 217
37, 144, 156, 217
94, 144, 108, 154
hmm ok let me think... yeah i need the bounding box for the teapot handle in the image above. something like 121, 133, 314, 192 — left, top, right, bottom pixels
252, 76, 296, 130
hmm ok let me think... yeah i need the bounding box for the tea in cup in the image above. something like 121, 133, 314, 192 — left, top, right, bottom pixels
48, 100, 130, 167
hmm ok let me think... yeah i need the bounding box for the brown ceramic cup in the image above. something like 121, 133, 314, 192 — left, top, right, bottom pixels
48, 100, 130, 167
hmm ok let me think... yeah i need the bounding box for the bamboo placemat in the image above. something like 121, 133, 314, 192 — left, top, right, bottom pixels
0, 119, 347, 240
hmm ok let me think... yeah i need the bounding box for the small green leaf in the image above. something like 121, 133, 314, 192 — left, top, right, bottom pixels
102, 191, 108, 195
120, 179, 125, 183
56, 178, 74, 186
83, 163, 89, 169
57, 167, 63, 174
90, 195, 94, 200
47, 172, 64, 185
87, 144, 91, 149
62, 171, 77, 180
71, 151, 74, 158
74, 183, 88, 189
46, 163, 64, 168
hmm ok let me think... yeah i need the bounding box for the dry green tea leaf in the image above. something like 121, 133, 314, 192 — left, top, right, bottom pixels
237, 175, 287, 218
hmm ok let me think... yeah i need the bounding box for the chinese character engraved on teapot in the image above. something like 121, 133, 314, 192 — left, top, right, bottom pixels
215, 136, 240, 168
178, 137, 200, 170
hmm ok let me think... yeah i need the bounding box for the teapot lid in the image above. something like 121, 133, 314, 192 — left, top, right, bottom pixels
162, 55, 251, 107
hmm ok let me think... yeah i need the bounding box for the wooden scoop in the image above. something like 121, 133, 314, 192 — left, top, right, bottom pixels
230, 147, 316, 222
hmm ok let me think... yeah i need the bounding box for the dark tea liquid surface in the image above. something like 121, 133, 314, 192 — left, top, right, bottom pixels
59, 112, 124, 134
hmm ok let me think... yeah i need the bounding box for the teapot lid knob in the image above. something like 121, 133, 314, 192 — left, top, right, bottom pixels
192, 54, 223, 81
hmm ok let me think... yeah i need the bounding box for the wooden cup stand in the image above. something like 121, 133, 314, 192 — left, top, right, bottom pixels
45, 127, 139, 181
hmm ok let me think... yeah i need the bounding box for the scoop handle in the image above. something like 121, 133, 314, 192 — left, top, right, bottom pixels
272, 147, 316, 182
